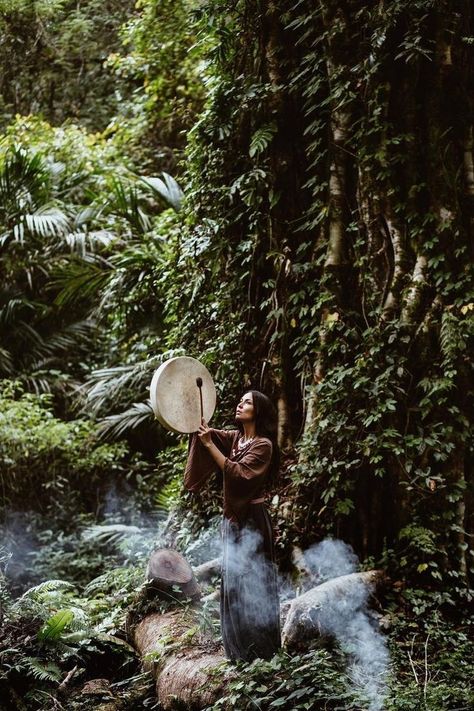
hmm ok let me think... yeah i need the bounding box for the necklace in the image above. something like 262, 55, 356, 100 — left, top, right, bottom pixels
237, 436, 254, 450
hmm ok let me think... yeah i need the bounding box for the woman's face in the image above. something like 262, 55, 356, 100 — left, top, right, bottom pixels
235, 392, 255, 423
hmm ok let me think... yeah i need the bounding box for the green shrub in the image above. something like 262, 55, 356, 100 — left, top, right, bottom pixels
0, 380, 130, 516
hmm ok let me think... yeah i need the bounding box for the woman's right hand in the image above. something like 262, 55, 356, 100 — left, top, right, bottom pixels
197, 419, 212, 448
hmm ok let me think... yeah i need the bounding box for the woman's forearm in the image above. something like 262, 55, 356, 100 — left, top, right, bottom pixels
203, 441, 227, 471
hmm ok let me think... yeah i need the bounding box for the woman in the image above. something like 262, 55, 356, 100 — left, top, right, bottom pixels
184, 390, 281, 662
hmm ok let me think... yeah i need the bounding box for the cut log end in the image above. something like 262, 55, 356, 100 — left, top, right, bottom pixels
146, 548, 201, 599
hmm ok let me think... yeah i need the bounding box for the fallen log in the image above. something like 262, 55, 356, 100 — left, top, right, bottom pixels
281, 570, 386, 648
193, 557, 221, 582
133, 607, 229, 710
132, 551, 386, 710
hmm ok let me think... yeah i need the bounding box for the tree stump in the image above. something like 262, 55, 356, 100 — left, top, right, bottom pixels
146, 548, 201, 599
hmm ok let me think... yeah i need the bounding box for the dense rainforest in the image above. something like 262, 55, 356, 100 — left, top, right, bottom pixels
0, 0, 473, 709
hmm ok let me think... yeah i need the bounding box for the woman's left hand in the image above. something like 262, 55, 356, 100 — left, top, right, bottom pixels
197, 418, 212, 448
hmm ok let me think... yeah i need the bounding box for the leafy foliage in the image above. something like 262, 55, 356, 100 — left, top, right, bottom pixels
0, 0, 473, 709
0, 380, 135, 514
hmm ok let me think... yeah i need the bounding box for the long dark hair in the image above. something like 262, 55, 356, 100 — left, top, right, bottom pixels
236, 390, 280, 487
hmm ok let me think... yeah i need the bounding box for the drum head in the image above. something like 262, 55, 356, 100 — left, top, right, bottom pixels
150, 356, 216, 434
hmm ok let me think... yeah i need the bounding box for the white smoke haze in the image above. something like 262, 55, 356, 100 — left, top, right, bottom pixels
213, 532, 389, 709
2, 498, 388, 710
223, 523, 279, 629
183, 515, 222, 565
296, 538, 390, 711
303, 537, 359, 582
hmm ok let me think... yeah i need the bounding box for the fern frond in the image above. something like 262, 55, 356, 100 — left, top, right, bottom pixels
155, 475, 182, 512
24, 657, 62, 682
19, 579, 75, 601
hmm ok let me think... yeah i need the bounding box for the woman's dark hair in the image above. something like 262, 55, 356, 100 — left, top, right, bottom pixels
236, 390, 280, 486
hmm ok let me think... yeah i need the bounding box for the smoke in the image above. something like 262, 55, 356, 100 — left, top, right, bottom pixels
221, 520, 280, 660
296, 539, 390, 711
303, 537, 359, 582
184, 515, 222, 565
0, 511, 39, 588
214, 531, 389, 707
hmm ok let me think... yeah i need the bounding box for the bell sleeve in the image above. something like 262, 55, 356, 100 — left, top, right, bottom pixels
184, 429, 237, 492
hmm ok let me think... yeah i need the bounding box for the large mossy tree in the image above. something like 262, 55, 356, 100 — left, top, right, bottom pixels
173, 0, 474, 593
0, 0, 472, 595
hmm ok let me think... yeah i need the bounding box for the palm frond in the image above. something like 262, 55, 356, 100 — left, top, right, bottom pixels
82, 524, 142, 546
72, 203, 105, 229
24, 206, 70, 239
52, 255, 112, 307
41, 319, 96, 354
140, 172, 184, 212
83, 350, 184, 416
0, 146, 50, 215
0, 345, 13, 374
111, 178, 151, 234
97, 400, 155, 439
0, 295, 37, 325
64, 229, 115, 255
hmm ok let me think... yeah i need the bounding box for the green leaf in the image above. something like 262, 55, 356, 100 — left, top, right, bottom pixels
38, 609, 74, 640
249, 123, 277, 158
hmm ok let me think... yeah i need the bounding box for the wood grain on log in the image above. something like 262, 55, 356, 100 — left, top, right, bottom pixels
146, 549, 201, 599
133, 608, 229, 710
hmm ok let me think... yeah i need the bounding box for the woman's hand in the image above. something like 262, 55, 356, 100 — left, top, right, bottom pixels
197, 418, 212, 448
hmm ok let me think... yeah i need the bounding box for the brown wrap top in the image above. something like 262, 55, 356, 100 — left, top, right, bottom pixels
184, 428, 272, 525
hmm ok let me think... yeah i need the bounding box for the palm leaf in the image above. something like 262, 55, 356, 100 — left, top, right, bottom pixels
41, 319, 96, 353
53, 255, 112, 307
140, 172, 184, 212
73, 204, 104, 228
97, 399, 155, 439
111, 178, 151, 234
0, 146, 49, 215
64, 229, 115, 255
23, 206, 70, 239
82, 524, 142, 546
0, 345, 13, 374
83, 350, 184, 416
0, 295, 38, 325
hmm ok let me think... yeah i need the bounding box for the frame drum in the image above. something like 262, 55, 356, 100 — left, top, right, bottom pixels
149, 356, 216, 433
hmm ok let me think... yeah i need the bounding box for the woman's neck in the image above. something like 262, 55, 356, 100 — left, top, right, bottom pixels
242, 423, 256, 439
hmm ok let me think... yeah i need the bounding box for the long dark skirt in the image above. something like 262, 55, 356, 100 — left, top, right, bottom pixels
220, 505, 281, 661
